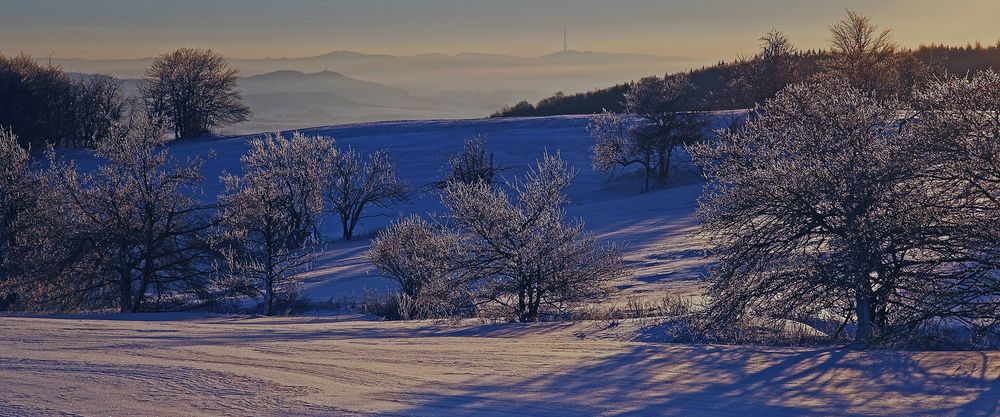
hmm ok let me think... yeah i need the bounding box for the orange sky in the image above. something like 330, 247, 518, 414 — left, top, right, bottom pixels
2, 0, 998, 60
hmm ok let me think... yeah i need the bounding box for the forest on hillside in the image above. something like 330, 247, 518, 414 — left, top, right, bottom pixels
493, 40, 1000, 117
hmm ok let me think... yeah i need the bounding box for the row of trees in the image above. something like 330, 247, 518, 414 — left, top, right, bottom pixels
1, 45, 627, 320
1, 48, 250, 151
727, 10, 930, 108
0, 122, 406, 315
369, 149, 629, 322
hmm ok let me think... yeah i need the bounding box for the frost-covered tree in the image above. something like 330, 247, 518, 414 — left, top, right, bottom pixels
0, 130, 30, 257
690, 80, 998, 344
913, 70, 1000, 329
25, 114, 216, 312
327, 148, 408, 240
367, 215, 468, 318
624, 75, 707, 190
372, 153, 628, 322
437, 135, 502, 187
914, 70, 1000, 202
217, 133, 335, 316
588, 110, 644, 178
140, 48, 250, 139
72, 75, 128, 148
442, 152, 628, 322
0, 130, 34, 308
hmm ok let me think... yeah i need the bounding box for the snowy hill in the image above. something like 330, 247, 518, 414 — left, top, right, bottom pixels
66, 115, 734, 302
19, 115, 1000, 417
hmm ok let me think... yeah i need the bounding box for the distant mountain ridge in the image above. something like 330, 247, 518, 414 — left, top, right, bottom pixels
47, 49, 700, 80
67, 68, 546, 134
240, 70, 411, 101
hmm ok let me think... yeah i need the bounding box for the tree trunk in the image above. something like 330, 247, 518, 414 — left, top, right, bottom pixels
662, 146, 673, 183
341, 215, 352, 241
119, 269, 132, 313
642, 152, 652, 193
657, 147, 667, 180
854, 288, 874, 343
134, 221, 154, 313
527, 290, 541, 323
132, 260, 152, 314
517, 288, 525, 322
265, 273, 274, 316
131, 281, 149, 313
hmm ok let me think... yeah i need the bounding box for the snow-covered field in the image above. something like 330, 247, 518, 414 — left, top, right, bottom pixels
4, 115, 999, 416
2, 315, 998, 416
72, 115, 715, 302
295, 116, 718, 301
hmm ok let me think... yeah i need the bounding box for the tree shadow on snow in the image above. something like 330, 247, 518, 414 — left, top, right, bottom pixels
383, 344, 1000, 417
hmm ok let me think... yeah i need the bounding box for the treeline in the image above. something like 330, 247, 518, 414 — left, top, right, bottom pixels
494, 84, 632, 117
1, 122, 625, 319
0, 118, 409, 315
0, 48, 250, 151
0, 54, 126, 149
493, 23, 1000, 117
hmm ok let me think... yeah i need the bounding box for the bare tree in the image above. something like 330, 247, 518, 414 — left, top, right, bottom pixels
217, 133, 335, 316
588, 110, 645, 178
0, 54, 126, 149
437, 135, 503, 187
140, 48, 250, 139
819, 10, 902, 98
441, 152, 628, 322
913, 70, 1000, 324
327, 147, 408, 240
367, 215, 468, 318
0, 129, 33, 308
690, 80, 998, 344
728, 29, 801, 108
71, 75, 128, 148
25, 114, 217, 312
914, 70, 1000, 208
624, 75, 707, 191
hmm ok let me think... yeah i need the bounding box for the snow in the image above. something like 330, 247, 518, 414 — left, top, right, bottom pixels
1, 315, 997, 416
9, 115, 997, 416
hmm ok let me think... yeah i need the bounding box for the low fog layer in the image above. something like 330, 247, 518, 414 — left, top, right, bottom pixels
52, 50, 705, 134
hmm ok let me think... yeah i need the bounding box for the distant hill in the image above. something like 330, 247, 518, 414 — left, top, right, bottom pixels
47, 49, 704, 99
241, 91, 454, 133
48, 49, 696, 77
239, 70, 414, 107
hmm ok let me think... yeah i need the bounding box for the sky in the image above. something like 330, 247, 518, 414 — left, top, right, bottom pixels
2, 0, 999, 60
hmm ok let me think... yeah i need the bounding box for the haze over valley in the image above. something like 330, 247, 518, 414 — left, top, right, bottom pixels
54, 49, 702, 133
